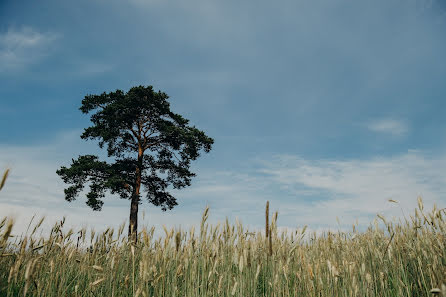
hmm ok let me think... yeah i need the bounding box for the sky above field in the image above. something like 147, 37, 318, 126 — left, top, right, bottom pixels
1, 0, 446, 236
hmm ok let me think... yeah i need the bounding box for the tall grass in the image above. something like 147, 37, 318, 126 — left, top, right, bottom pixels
0, 169, 9, 191
0, 199, 445, 296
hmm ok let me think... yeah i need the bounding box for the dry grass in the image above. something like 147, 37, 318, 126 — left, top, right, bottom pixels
0, 169, 9, 191
0, 199, 445, 296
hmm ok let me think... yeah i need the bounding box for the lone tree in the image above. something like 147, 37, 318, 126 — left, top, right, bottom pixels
57, 86, 213, 240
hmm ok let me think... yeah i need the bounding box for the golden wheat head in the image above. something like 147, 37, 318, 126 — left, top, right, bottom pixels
0, 169, 9, 191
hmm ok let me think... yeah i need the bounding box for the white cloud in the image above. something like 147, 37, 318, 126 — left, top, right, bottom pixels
1, 132, 445, 238
0, 133, 259, 237
367, 119, 408, 136
260, 152, 446, 225
0, 27, 59, 73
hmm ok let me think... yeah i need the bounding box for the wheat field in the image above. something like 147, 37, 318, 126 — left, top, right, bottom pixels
0, 196, 445, 297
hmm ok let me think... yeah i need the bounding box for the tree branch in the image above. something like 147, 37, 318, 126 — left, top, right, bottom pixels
130, 127, 141, 143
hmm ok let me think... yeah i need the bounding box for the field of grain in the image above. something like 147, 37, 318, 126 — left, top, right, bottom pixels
0, 197, 445, 297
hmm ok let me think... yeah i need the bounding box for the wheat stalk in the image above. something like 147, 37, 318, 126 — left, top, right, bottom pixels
0, 202, 444, 296
0, 169, 9, 191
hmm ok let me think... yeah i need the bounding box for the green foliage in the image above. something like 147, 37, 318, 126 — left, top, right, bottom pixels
57, 85, 213, 212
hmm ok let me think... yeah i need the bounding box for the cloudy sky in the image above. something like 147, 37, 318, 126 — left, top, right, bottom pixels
1, 0, 446, 236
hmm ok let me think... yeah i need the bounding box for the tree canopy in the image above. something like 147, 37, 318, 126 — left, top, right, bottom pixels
57, 86, 213, 239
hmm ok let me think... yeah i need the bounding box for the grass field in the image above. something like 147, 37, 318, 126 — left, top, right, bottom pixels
0, 197, 445, 297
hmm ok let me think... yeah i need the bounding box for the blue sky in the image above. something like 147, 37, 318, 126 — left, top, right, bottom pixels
1, 0, 446, 235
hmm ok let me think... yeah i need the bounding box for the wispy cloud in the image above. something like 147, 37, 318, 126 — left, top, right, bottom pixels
1, 132, 445, 236
0, 27, 59, 73
260, 152, 446, 225
367, 119, 408, 136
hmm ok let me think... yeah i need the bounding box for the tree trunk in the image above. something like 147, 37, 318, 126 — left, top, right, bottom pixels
129, 193, 139, 242
129, 145, 143, 242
